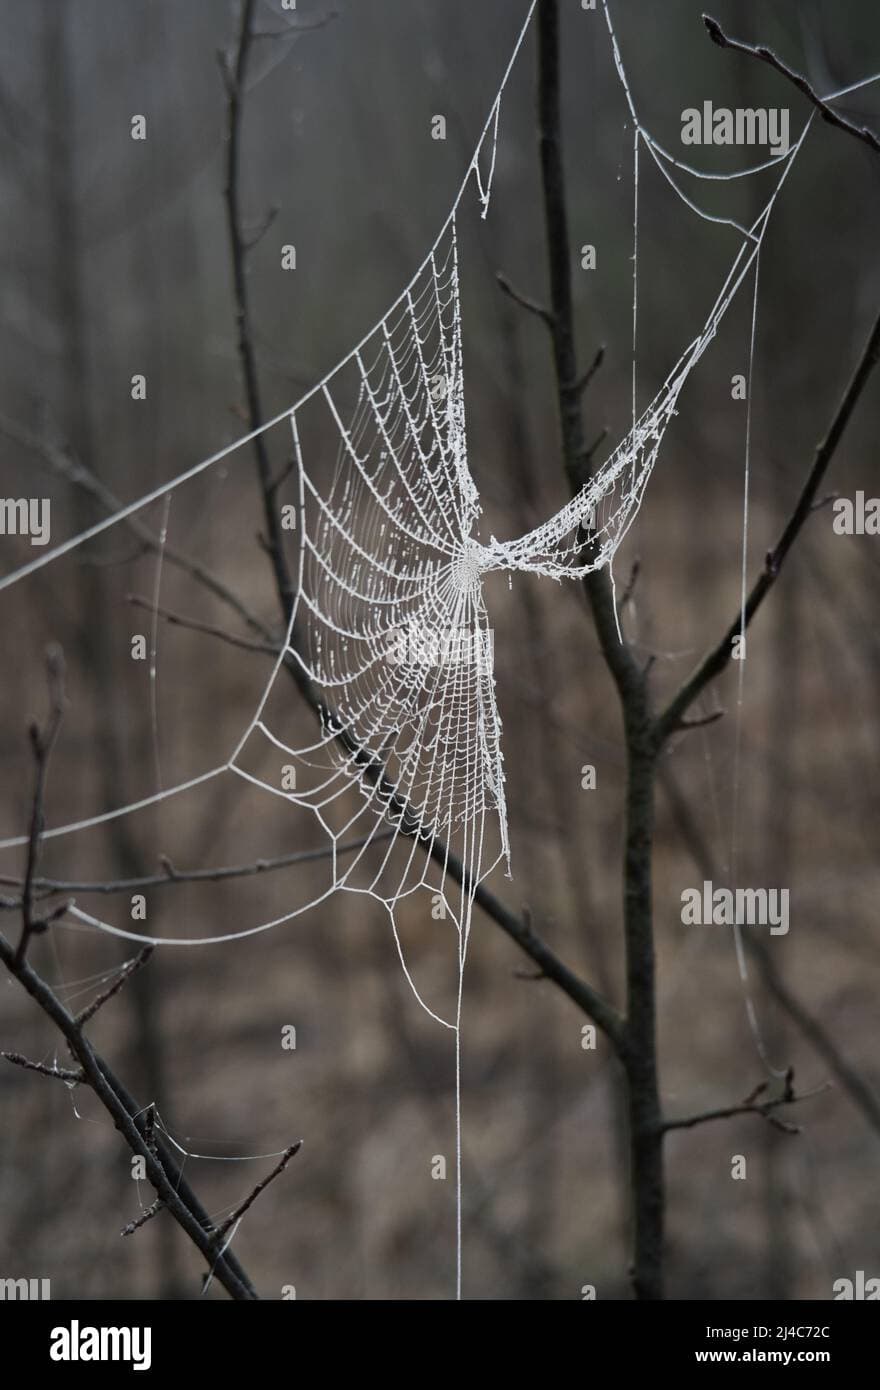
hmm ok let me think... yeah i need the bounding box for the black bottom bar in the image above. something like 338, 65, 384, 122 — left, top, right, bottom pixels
0, 1297, 874, 1376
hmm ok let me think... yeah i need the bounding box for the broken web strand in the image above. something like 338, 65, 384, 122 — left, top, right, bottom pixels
728, 247, 789, 1081
723, 124, 815, 1081
474, 98, 502, 220
594, 0, 814, 609
149, 494, 172, 795
604, 0, 814, 1079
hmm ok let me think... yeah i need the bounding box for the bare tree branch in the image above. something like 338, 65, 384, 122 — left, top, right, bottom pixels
471, 874, 626, 1050
673, 709, 725, 733
0, 833, 394, 903
752, 937, 880, 1138
242, 203, 279, 250
659, 762, 880, 1143
616, 559, 641, 616
0, 932, 258, 1298
223, 0, 296, 623
252, 13, 336, 41
495, 271, 555, 330
1, 1052, 82, 1083
655, 309, 880, 743
15, 647, 66, 967
572, 343, 605, 397
537, 0, 663, 1300
127, 594, 280, 656
703, 15, 880, 156
75, 947, 153, 1027
661, 1080, 830, 1136
1, 657, 260, 1297
213, 1142, 302, 1242
122, 1199, 163, 1237
0, 412, 271, 643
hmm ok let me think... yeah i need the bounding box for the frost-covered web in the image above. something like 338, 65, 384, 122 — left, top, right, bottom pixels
0, 0, 853, 1296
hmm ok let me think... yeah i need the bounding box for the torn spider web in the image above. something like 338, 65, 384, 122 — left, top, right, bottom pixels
0, 152, 797, 961
0, 0, 830, 1296
0, 0, 816, 1084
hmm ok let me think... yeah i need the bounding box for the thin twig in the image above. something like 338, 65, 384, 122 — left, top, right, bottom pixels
15, 647, 66, 966
753, 937, 880, 1138
243, 203, 279, 250
122, 1198, 164, 1237
213, 1142, 302, 1242
703, 15, 880, 156
572, 343, 605, 396
1, 1052, 82, 1084
617, 559, 641, 614
811, 491, 838, 512
268, 456, 296, 496
581, 425, 608, 466
674, 709, 725, 732
252, 11, 336, 41
450, 841, 626, 1048
127, 594, 280, 656
495, 271, 555, 330
75, 947, 154, 1027
0, 832, 394, 902
661, 1081, 830, 1135
0, 412, 271, 644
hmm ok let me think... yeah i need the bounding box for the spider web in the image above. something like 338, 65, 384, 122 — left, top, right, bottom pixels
0, 0, 841, 1297
227, 218, 505, 1022
0, 109, 805, 944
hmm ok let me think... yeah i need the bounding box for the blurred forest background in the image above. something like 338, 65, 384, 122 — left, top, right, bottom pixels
0, 0, 878, 1299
